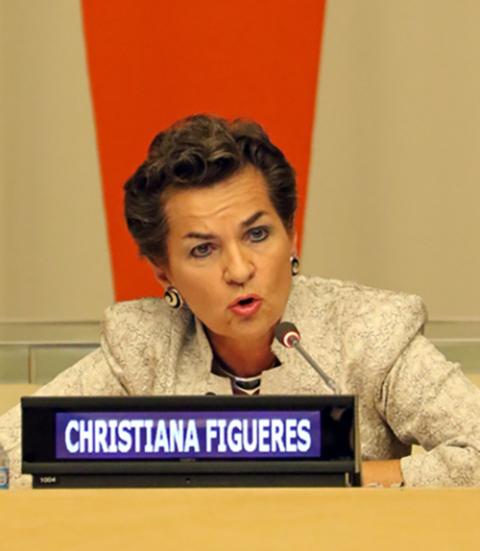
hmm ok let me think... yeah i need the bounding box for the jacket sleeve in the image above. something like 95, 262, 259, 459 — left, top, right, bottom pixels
0, 343, 127, 489
377, 334, 480, 486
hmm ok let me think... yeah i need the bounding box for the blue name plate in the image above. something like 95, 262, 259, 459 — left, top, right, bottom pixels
56, 410, 321, 460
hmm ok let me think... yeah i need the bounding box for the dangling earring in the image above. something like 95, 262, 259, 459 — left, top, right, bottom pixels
290, 255, 300, 276
164, 287, 184, 309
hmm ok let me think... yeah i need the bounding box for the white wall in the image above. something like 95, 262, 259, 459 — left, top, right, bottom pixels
0, 0, 113, 321
303, 0, 480, 320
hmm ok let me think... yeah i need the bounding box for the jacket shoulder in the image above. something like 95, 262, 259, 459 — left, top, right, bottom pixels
101, 298, 184, 357
103, 297, 171, 332
297, 276, 427, 364
300, 275, 426, 322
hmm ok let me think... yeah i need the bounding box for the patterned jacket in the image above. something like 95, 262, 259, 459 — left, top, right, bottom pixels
1, 275, 480, 487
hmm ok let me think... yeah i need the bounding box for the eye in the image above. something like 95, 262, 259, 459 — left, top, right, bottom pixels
247, 226, 270, 243
190, 243, 214, 258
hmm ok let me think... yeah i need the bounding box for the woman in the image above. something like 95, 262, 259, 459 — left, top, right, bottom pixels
1, 114, 480, 488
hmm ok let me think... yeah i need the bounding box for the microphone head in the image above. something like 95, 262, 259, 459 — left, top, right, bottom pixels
275, 321, 301, 348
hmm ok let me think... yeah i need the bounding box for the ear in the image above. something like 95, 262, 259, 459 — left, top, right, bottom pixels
147, 259, 172, 288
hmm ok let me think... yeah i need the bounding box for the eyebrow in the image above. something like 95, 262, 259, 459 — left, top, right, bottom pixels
182, 210, 267, 240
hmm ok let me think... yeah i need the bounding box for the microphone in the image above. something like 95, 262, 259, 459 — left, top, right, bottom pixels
275, 321, 337, 393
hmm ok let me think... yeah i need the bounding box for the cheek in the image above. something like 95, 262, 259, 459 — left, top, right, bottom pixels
173, 268, 222, 310
269, 248, 294, 298
261, 242, 292, 276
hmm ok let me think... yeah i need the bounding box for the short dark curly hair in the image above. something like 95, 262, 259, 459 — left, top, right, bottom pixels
124, 114, 297, 265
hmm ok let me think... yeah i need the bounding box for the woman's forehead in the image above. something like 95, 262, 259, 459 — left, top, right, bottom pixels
164, 167, 277, 234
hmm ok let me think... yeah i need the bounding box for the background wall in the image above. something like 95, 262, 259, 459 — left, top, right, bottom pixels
0, 0, 479, 324
0, 0, 113, 321
303, 0, 480, 320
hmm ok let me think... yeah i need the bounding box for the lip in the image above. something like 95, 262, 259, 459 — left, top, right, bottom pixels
228, 294, 263, 317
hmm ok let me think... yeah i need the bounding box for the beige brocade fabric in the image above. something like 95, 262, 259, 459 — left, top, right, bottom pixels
1, 275, 480, 488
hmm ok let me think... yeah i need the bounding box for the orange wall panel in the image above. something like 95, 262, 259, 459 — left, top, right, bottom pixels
81, 0, 326, 300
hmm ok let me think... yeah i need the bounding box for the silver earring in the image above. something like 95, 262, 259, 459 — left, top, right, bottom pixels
164, 287, 183, 309
290, 255, 300, 276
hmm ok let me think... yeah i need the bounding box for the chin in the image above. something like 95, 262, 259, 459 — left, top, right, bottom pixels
224, 317, 276, 341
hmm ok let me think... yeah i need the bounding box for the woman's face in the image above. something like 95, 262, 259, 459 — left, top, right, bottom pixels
154, 165, 296, 343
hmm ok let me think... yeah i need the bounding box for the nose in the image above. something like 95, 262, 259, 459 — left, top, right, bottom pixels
223, 245, 255, 286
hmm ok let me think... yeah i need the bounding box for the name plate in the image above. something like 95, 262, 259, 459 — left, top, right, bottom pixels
22, 395, 360, 488
56, 411, 321, 460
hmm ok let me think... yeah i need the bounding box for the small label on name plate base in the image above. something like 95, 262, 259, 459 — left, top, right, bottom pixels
0, 467, 9, 489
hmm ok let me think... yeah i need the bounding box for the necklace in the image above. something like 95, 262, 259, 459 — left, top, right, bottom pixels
213, 362, 262, 396
211, 352, 280, 396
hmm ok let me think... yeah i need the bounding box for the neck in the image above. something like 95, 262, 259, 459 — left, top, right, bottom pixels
206, 329, 276, 378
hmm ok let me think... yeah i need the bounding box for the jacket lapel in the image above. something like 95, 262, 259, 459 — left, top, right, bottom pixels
262, 276, 341, 395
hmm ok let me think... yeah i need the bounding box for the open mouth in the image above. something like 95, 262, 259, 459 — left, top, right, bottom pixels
228, 294, 262, 317
229, 294, 260, 308
237, 297, 255, 306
